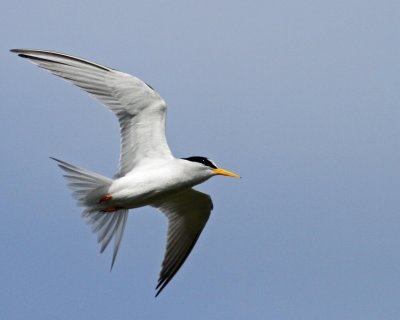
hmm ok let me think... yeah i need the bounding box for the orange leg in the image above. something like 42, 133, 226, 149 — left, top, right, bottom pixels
99, 193, 113, 203
99, 193, 121, 213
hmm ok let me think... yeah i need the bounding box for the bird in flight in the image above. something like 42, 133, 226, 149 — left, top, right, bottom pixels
11, 49, 240, 296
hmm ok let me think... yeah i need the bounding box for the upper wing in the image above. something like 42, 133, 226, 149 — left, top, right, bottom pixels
152, 189, 213, 297
11, 49, 173, 176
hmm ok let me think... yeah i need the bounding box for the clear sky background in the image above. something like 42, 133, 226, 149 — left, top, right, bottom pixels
1, 1, 400, 319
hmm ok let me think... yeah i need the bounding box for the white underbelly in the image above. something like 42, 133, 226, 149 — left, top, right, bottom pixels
108, 170, 198, 209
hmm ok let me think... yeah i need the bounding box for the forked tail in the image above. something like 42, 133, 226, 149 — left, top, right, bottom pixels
51, 157, 128, 269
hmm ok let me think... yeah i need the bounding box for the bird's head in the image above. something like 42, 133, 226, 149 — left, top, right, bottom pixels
182, 156, 240, 179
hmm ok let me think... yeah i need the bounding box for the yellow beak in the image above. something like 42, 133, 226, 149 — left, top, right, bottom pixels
212, 168, 241, 178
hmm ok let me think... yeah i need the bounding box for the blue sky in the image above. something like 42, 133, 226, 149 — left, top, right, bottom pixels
2, 1, 400, 319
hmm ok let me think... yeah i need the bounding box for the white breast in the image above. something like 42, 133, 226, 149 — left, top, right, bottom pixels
108, 159, 205, 208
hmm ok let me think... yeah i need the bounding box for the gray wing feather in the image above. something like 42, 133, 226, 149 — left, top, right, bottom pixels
152, 189, 213, 296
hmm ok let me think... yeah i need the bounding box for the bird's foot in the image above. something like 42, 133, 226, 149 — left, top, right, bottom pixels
99, 193, 121, 212
99, 193, 113, 203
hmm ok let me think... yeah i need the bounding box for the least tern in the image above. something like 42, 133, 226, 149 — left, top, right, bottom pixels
12, 49, 239, 296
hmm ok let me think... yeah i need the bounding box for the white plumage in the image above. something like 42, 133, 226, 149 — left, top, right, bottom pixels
12, 49, 239, 296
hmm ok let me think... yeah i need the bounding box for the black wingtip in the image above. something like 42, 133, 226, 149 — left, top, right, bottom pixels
10, 48, 27, 54
110, 257, 116, 272
49, 156, 63, 164
154, 278, 168, 297
154, 287, 163, 298
10, 48, 112, 71
10, 49, 31, 58
10, 49, 27, 58
16, 52, 70, 65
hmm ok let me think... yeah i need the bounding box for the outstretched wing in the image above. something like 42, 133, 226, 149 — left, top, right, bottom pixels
11, 49, 173, 176
152, 189, 213, 297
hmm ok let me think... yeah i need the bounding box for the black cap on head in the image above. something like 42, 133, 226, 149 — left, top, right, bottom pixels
182, 156, 217, 169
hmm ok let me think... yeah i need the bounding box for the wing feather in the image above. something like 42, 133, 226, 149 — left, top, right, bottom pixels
152, 189, 213, 297
11, 49, 173, 176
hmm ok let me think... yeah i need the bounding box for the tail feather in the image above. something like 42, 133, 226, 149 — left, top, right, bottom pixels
51, 157, 112, 208
51, 157, 128, 269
